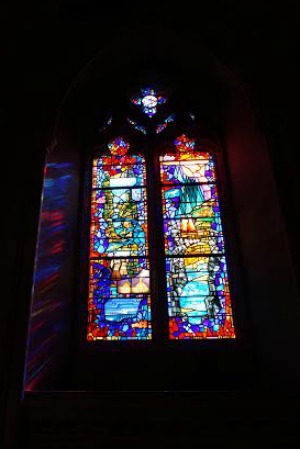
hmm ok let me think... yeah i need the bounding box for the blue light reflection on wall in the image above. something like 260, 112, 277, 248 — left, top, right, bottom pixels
25, 162, 73, 390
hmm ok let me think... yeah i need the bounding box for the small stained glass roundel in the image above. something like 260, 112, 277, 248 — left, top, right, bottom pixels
131, 87, 167, 117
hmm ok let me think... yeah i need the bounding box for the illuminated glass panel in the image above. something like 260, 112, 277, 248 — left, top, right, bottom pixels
160, 135, 235, 339
127, 117, 147, 135
131, 87, 167, 117
156, 113, 175, 134
99, 116, 113, 132
88, 137, 152, 340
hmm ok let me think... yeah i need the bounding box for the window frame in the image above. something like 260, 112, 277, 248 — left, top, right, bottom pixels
71, 111, 249, 390
78, 121, 244, 345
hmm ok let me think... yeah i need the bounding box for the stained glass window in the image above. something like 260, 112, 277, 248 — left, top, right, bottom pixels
88, 86, 236, 343
88, 137, 152, 340
160, 135, 235, 339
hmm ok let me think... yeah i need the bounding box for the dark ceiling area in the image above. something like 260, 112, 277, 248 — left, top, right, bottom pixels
3, 0, 300, 273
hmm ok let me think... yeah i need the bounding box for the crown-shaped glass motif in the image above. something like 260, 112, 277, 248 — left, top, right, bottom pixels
174, 134, 196, 152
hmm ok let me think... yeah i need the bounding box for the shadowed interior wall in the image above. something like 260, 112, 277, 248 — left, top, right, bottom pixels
223, 79, 300, 388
